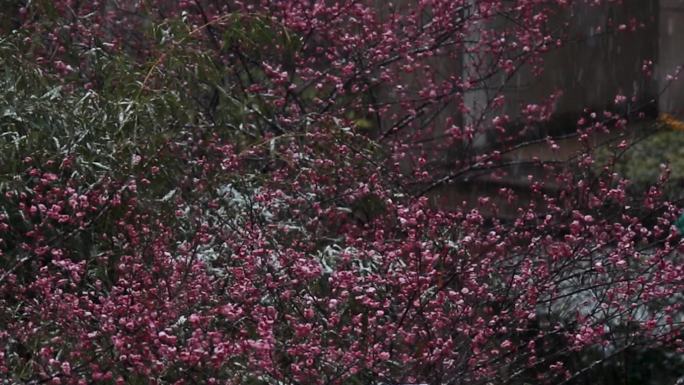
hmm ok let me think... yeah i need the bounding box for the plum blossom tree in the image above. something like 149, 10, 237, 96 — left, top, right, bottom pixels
0, 1, 683, 385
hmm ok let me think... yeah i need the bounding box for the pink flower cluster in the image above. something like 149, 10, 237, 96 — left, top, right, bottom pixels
1, 1, 681, 384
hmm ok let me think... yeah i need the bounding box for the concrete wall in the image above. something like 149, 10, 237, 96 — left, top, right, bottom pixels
462, 0, 660, 132
512, 0, 658, 118
659, 0, 684, 118
435, 0, 674, 216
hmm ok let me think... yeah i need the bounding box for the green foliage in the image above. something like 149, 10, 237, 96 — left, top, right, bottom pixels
612, 129, 684, 198
0, 41, 154, 179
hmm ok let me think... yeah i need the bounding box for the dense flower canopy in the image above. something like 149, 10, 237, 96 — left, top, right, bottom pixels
0, 1, 683, 385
